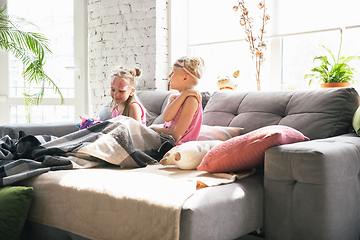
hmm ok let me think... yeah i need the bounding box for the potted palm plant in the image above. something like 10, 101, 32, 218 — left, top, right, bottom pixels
0, 5, 64, 122
304, 28, 360, 88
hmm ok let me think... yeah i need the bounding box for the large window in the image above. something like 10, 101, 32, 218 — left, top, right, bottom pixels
282, 27, 360, 90
0, 0, 88, 124
169, 0, 360, 92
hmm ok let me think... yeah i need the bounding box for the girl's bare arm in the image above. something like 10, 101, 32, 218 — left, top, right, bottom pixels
128, 102, 143, 123
151, 96, 198, 142
162, 90, 201, 122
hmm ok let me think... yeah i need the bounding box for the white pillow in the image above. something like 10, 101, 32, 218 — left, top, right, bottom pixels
160, 140, 222, 170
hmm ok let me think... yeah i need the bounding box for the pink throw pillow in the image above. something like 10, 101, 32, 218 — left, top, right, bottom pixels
197, 125, 310, 173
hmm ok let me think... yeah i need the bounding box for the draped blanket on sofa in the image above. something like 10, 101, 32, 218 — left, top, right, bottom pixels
0, 116, 174, 187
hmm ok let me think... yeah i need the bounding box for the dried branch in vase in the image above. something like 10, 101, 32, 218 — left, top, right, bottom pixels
234, 0, 270, 90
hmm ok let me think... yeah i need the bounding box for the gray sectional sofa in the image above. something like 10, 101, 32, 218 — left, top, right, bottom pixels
1, 87, 360, 240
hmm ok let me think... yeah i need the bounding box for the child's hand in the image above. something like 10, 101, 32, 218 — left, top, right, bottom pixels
168, 94, 177, 104
182, 90, 202, 103
150, 124, 177, 140
149, 125, 162, 132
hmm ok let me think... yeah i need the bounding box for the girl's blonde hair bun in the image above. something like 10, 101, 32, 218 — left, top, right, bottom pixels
111, 66, 142, 87
130, 67, 142, 77
175, 56, 205, 80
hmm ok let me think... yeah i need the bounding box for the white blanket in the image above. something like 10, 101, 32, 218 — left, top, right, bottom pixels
21, 164, 255, 240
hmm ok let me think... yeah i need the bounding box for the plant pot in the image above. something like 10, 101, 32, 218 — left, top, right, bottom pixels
320, 82, 351, 88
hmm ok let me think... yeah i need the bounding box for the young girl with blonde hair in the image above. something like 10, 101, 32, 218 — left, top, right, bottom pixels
150, 56, 205, 145
109, 66, 146, 125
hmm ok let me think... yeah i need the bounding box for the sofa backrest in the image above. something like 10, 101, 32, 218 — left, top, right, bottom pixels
137, 91, 174, 126
100, 88, 359, 140
203, 87, 360, 140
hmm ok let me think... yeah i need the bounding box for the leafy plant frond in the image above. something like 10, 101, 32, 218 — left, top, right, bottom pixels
23, 81, 46, 105
0, 27, 51, 59
0, 4, 64, 112
320, 45, 336, 63
343, 56, 360, 64
23, 60, 65, 104
24, 93, 42, 106
313, 56, 330, 66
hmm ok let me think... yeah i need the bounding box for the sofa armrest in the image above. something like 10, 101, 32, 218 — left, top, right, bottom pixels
264, 133, 360, 240
0, 122, 78, 139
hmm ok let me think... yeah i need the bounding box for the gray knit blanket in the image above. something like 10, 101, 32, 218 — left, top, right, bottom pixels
0, 116, 174, 187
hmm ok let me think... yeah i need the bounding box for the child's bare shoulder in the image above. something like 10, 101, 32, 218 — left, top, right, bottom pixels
129, 101, 142, 111
183, 95, 199, 108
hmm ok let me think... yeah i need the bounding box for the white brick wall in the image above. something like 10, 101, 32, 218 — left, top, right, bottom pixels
88, 0, 169, 116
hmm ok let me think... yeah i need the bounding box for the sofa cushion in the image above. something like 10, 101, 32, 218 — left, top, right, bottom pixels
0, 186, 33, 240
97, 99, 112, 122
198, 125, 244, 141
197, 125, 310, 173
352, 106, 360, 136
203, 88, 359, 140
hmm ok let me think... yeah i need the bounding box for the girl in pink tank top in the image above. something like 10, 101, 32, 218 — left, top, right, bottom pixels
150, 56, 205, 145
112, 101, 146, 125
109, 67, 146, 125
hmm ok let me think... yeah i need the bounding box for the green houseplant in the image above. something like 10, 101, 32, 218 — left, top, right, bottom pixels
304, 28, 360, 88
0, 5, 64, 122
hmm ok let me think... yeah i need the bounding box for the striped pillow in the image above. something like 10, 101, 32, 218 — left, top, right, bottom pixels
198, 125, 244, 141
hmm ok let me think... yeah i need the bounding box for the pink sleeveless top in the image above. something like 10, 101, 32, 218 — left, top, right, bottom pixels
112, 102, 146, 125
163, 97, 203, 146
